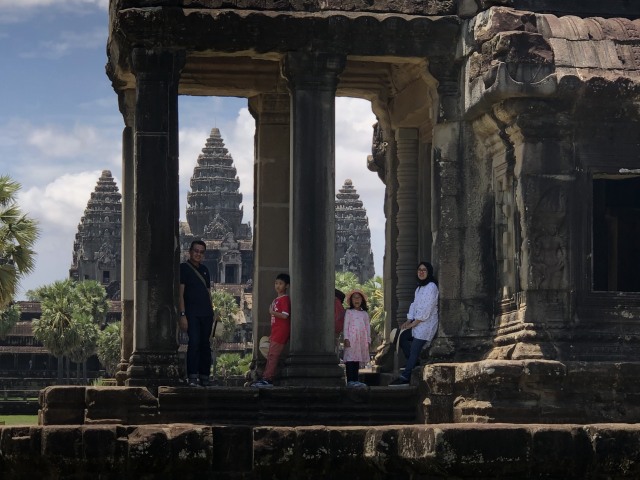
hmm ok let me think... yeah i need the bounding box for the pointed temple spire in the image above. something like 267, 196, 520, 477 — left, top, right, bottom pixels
180, 128, 253, 286
185, 128, 251, 240
69, 170, 122, 299
335, 179, 375, 283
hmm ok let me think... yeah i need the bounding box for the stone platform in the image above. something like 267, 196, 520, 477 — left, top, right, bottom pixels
2, 422, 640, 479
38, 385, 420, 427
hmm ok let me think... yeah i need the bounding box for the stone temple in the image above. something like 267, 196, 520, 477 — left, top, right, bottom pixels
69, 170, 121, 299
179, 128, 253, 285
335, 178, 375, 283
16, 2, 640, 478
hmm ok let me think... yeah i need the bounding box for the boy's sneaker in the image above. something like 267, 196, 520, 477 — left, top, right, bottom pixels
251, 379, 273, 388
199, 376, 211, 387
347, 381, 367, 388
188, 378, 200, 387
388, 377, 410, 387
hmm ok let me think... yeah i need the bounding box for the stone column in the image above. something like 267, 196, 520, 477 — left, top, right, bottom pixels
429, 61, 464, 359
126, 48, 185, 388
395, 128, 420, 321
279, 52, 345, 386
248, 93, 290, 370
116, 89, 135, 386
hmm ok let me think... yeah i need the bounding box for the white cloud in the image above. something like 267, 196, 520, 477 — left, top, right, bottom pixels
16, 170, 108, 296
28, 124, 100, 158
21, 27, 106, 59
0, 0, 107, 10
0, 0, 108, 23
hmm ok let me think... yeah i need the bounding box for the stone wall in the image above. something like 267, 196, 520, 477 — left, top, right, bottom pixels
2, 423, 640, 478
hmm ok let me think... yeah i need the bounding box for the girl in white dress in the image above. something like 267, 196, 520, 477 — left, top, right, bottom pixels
343, 289, 371, 388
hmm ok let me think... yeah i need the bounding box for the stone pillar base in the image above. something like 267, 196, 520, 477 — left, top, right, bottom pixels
126, 352, 182, 391
115, 363, 129, 386
279, 352, 344, 386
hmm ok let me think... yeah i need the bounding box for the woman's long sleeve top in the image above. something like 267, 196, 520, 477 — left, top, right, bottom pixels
406, 282, 439, 341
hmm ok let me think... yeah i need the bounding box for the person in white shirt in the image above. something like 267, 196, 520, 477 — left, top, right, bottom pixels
389, 261, 439, 386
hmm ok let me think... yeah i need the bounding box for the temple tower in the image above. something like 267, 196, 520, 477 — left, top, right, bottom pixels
180, 128, 253, 285
335, 179, 375, 283
69, 170, 122, 299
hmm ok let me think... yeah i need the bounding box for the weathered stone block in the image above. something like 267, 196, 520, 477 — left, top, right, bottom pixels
253, 426, 296, 477
0, 426, 44, 477
211, 425, 252, 473
422, 395, 454, 424
126, 426, 172, 477
434, 425, 531, 476
474, 7, 538, 44
424, 364, 455, 395
41, 426, 84, 477
85, 386, 158, 424
39, 386, 86, 425
530, 426, 591, 477
586, 424, 640, 477
81, 425, 128, 476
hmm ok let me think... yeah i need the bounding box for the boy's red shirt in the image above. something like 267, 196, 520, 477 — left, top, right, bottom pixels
270, 294, 291, 344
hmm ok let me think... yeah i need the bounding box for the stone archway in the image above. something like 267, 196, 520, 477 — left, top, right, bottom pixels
107, 4, 458, 386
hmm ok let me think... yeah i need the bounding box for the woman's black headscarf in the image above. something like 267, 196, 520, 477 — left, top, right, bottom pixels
417, 261, 437, 287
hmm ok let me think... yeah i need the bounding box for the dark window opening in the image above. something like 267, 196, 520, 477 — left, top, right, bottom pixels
225, 265, 237, 284
593, 176, 640, 292
102, 271, 110, 284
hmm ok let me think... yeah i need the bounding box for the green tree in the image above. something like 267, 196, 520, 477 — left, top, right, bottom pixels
0, 175, 39, 308
335, 271, 359, 296
67, 313, 100, 382
0, 304, 21, 339
32, 279, 108, 383
97, 321, 121, 377
362, 276, 385, 344
211, 290, 240, 341
74, 280, 109, 326
217, 353, 252, 380
33, 280, 80, 382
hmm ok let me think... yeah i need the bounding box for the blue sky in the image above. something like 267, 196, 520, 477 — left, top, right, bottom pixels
0, 1, 384, 298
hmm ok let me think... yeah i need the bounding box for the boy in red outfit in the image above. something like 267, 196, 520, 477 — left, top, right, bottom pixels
252, 273, 290, 387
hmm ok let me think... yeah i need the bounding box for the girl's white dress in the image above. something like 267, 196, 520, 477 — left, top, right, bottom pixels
343, 309, 371, 363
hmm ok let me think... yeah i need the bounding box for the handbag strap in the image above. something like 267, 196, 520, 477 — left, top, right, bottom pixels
185, 261, 208, 289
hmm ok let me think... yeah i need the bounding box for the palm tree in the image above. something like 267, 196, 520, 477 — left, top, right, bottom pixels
335, 271, 359, 297
363, 276, 385, 345
97, 321, 121, 377
32, 279, 109, 383
32, 280, 81, 382
0, 304, 21, 339
67, 313, 100, 383
0, 175, 38, 308
74, 280, 109, 327
211, 290, 241, 341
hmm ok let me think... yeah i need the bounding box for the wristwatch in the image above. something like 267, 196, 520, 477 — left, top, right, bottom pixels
180, 311, 186, 316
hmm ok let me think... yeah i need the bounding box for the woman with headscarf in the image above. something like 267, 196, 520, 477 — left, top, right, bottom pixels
389, 261, 439, 386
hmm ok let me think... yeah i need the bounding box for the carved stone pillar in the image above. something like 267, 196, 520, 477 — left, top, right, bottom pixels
279, 52, 345, 386
126, 48, 185, 388
248, 93, 290, 371
116, 89, 135, 386
395, 128, 420, 321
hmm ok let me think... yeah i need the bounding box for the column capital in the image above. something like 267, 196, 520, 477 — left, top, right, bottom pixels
395, 127, 419, 142
131, 48, 186, 80
281, 52, 346, 92
248, 93, 290, 125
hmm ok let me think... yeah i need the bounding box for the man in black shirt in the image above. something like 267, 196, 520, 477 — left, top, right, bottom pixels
179, 240, 215, 387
